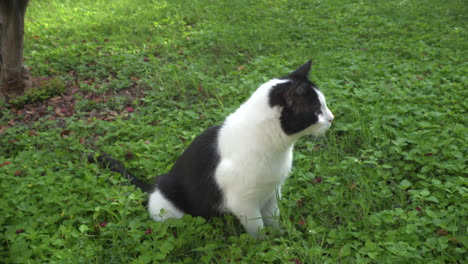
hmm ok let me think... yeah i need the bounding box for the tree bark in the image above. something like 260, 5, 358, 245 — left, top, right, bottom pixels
0, 0, 32, 103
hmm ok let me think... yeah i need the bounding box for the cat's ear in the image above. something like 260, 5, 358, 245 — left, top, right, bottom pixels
288, 60, 312, 78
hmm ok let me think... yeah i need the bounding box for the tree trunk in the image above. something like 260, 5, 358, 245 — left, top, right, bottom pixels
0, 0, 32, 103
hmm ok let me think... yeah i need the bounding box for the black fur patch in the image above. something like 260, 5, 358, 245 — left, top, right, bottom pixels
155, 125, 224, 219
268, 61, 322, 135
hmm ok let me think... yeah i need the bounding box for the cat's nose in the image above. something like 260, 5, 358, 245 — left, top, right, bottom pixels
328, 118, 334, 123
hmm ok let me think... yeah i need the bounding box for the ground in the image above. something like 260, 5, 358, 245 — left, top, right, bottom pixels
0, 0, 466, 263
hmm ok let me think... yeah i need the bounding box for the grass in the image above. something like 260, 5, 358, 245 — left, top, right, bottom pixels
1, 0, 467, 263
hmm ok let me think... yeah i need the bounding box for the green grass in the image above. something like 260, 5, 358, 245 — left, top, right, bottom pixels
1, 0, 467, 263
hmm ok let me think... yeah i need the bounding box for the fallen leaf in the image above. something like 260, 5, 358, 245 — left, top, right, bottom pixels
290, 258, 303, 264
102, 116, 116, 121
60, 130, 72, 138
55, 108, 64, 117
50, 96, 61, 103
124, 151, 134, 160
0, 161, 11, 168
312, 177, 322, 184
436, 229, 449, 236
297, 219, 306, 226
296, 199, 304, 208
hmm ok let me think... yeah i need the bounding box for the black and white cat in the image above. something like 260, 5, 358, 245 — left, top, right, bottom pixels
91, 61, 334, 238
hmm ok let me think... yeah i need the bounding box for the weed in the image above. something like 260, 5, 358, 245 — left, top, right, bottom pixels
8, 77, 65, 107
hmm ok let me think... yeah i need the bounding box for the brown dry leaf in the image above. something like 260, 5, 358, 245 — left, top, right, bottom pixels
50, 96, 61, 103
291, 258, 303, 264
55, 108, 64, 117
0, 161, 11, 168
102, 116, 116, 121
60, 130, 72, 138
297, 219, 306, 226
296, 199, 304, 208
436, 229, 449, 236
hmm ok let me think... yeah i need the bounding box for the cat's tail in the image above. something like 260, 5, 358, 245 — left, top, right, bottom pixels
87, 153, 153, 193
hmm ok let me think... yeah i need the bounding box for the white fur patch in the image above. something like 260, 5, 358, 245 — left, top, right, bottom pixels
315, 88, 334, 122
148, 189, 184, 221
215, 79, 298, 237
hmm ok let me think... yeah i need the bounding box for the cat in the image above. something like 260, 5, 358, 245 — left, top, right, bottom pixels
90, 60, 334, 238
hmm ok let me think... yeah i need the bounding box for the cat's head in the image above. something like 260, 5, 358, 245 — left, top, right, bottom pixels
269, 60, 334, 137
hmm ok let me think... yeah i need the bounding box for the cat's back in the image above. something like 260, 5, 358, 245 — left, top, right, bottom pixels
157, 125, 224, 218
